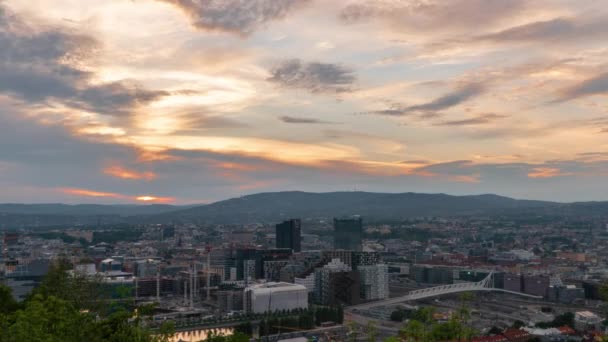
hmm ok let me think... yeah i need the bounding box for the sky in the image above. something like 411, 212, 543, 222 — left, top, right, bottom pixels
1, 0, 608, 204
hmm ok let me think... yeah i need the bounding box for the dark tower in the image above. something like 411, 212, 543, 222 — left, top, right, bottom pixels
275, 219, 302, 252
334, 216, 363, 251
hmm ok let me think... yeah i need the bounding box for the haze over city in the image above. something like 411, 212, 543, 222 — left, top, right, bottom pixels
1, 0, 608, 204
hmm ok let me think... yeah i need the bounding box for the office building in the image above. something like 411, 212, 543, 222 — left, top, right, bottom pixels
314, 258, 360, 306
358, 264, 389, 300
244, 282, 308, 314
135, 259, 160, 278
276, 219, 302, 252
334, 216, 363, 251
218, 289, 244, 313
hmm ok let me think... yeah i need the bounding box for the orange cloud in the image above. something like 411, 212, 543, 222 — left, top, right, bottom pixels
61, 188, 125, 198
528, 167, 567, 179
61, 188, 174, 203
136, 196, 175, 203
451, 174, 481, 183
214, 162, 258, 172
104, 165, 156, 180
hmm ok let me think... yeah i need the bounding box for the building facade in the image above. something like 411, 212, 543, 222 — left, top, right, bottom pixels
333, 217, 363, 251
276, 219, 302, 252
358, 264, 389, 300
244, 282, 308, 314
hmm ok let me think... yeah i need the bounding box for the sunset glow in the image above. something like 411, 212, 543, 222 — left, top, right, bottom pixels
1, 0, 608, 203
104, 166, 157, 181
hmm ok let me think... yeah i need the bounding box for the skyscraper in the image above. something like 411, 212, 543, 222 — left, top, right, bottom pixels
334, 216, 363, 251
276, 219, 302, 252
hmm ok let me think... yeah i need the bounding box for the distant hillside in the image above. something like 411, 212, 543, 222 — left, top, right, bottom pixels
5, 191, 608, 228
0, 203, 187, 216
154, 191, 558, 223
0, 204, 192, 228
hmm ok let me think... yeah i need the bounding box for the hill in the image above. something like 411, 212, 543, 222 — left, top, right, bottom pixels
155, 191, 558, 223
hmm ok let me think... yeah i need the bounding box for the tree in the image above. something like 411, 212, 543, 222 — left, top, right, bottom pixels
206, 332, 250, 342
0, 285, 19, 314
487, 326, 502, 335
400, 319, 427, 341
3, 294, 98, 342
348, 321, 359, 342
512, 320, 525, 329
0, 259, 174, 342
367, 321, 378, 342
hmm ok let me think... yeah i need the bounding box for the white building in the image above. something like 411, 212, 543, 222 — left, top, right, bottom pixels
574, 311, 602, 331
244, 282, 308, 314
294, 273, 315, 293
358, 264, 389, 300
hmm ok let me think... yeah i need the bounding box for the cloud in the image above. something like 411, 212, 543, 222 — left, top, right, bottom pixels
267, 59, 356, 94
340, 0, 526, 33
479, 17, 608, 44
370, 83, 485, 117
135, 196, 175, 203
103, 165, 157, 181
159, 0, 311, 35
527, 167, 569, 179
61, 188, 125, 198
554, 72, 608, 102
0, 4, 167, 116
279, 116, 337, 124
408, 83, 485, 112
434, 113, 508, 126
60, 188, 174, 203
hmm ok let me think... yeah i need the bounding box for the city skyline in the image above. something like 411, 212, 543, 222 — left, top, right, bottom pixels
2, 0, 608, 204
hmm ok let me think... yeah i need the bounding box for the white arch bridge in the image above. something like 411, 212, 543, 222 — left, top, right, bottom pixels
350, 272, 542, 310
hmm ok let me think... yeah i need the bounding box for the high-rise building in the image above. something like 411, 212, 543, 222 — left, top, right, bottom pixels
314, 258, 360, 306
276, 219, 302, 252
358, 264, 389, 300
334, 216, 363, 251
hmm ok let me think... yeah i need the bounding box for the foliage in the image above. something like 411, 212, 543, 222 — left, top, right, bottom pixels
34, 232, 79, 244
390, 308, 411, 322
205, 332, 250, 342
487, 326, 502, 335
0, 260, 175, 342
535, 312, 574, 329
0, 285, 19, 314
511, 320, 525, 329
397, 296, 476, 342
367, 321, 377, 342
92, 229, 143, 244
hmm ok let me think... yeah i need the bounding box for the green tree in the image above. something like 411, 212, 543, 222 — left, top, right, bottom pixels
206, 332, 250, 342
3, 294, 98, 342
0, 259, 174, 342
0, 284, 19, 314
400, 319, 427, 341
367, 321, 378, 342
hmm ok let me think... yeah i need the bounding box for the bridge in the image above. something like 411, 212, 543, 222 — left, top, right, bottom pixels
350, 272, 542, 310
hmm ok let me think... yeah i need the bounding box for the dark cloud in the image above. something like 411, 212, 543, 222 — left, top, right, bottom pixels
267, 59, 356, 94
0, 4, 167, 116
279, 116, 337, 124
479, 17, 608, 43
554, 72, 608, 102
159, 0, 311, 35
173, 112, 248, 133
340, 0, 526, 33
434, 113, 508, 126
370, 83, 485, 117
409, 83, 484, 112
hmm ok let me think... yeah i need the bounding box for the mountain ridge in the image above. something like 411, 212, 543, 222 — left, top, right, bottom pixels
3, 191, 607, 227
